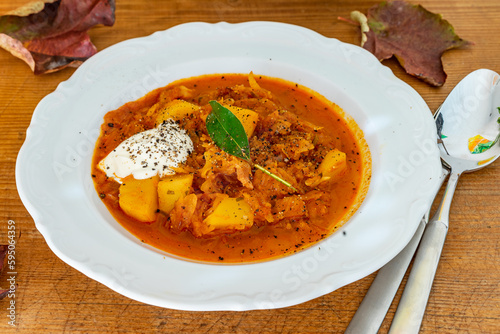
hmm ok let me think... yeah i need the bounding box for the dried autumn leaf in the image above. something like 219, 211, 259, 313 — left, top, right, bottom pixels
0, 245, 7, 300
0, 289, 8, 300
0, 245, 7, 273
0, 0, 115, 74
356, 1, 472, 86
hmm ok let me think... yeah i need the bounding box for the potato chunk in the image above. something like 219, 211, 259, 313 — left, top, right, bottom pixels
119, 176, 159, 222
318, 149, 347, 181
225, 105, 259, 138
158, 174, 193, 214
155, 99, 200, 124
202, 197, 254, 234
305, 149, 347, 187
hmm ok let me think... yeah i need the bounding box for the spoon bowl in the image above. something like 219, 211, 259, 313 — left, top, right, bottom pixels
436, 68, 500, 172
389, 69, 500, 334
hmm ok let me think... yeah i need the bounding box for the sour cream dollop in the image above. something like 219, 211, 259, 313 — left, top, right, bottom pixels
98, 120, 193, 183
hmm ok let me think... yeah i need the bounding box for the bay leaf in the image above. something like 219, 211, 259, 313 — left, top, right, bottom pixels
206, 100, 251, 161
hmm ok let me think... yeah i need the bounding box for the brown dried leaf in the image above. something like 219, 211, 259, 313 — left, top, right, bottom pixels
0, 244, 8, 300
0, 245, 7, 274
358, 1, 472, 86
0, 289, 8, 300
0, 0, 115, 74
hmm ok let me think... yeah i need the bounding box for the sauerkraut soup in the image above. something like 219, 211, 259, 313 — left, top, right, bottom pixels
92, 73, 371, 263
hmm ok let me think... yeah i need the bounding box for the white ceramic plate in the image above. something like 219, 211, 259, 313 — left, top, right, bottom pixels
16, 22, 442, 311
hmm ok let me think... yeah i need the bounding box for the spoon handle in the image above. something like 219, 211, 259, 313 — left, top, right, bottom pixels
389, 171, 461, 334
345, 168, 449, 334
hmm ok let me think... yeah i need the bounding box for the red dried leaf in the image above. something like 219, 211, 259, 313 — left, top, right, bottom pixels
0, 245, 7, 274
0, 0, 115, 74
0, 245, 11, 300
0, 289, 8, 300
361, 1, 472, 86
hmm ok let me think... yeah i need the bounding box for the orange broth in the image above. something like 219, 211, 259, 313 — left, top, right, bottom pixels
91, 73, 371, 263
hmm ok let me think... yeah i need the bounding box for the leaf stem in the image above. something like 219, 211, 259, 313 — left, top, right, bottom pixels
252, 163, 299, 193
337, 16, 359, 26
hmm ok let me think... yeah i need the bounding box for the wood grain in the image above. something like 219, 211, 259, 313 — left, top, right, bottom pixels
0, 0, 499, 333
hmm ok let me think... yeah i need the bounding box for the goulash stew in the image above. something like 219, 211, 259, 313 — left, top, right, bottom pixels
92, 73, 371, 263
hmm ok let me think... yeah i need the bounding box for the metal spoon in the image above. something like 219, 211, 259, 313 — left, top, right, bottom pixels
389, 69, 500, 333
346, 69, 500, 334
345, 170, 448, 334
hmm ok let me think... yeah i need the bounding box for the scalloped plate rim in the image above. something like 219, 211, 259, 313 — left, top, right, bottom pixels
15, 21, 442, 311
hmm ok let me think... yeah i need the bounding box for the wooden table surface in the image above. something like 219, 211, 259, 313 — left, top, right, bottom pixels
1, 0, 499, 333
